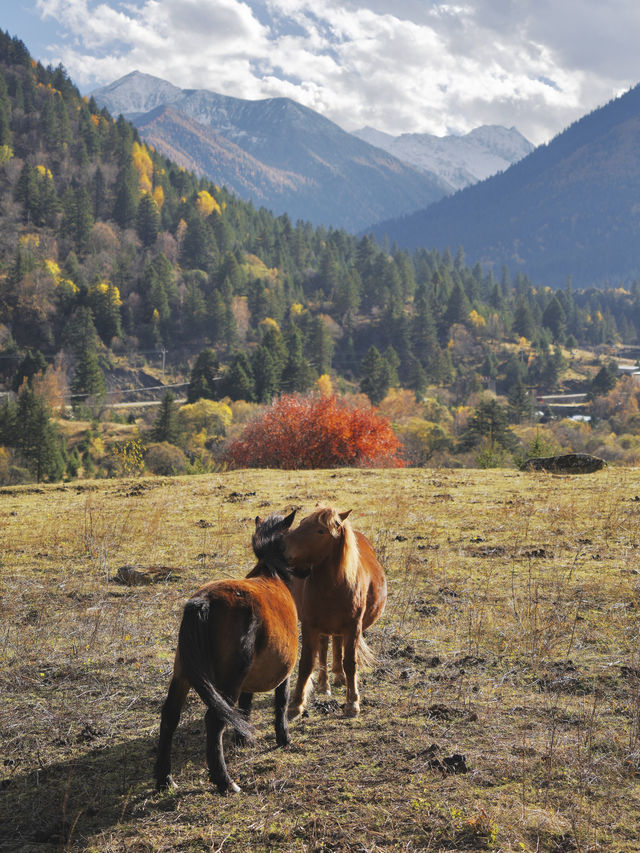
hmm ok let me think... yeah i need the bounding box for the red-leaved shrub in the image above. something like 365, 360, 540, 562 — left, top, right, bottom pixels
225, 394, 405, 469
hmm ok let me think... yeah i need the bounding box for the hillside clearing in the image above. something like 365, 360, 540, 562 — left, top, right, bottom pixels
1, 468, 640, 851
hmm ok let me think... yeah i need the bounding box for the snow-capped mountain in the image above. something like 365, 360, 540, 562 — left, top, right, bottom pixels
353, 125, 534, 191
91, 71, 449, 231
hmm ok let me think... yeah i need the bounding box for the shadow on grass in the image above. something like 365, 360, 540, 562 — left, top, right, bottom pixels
0, 717, 213, 850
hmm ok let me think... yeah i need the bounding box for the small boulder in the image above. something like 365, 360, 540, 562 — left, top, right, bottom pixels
521, 453, 606, 474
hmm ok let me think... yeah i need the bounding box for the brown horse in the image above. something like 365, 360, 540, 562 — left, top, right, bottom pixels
284, 506, 387, 718
155, 510, 306, 794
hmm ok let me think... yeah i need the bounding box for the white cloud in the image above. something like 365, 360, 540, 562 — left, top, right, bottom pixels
32, 0, 639, 144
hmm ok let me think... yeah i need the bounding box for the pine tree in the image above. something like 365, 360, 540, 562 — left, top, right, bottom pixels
513, 297, 536, 340
443, 280, 471, 330
113, 157, 139, 228
12, 350, 47, 392
151, 391, 181, 444
542, 295, 567, 339
281, 326, 315, 394
187, 349, 220, 403
508, 380, 534, 423
360, 346, 391, 405
71, 348, 105, 403
306, 315, 333, 375
460, 398, 518, 451
15, 387, 65, 482
223, 352, 255, 401
136, 193, 161, 247
252, 346, 278, 402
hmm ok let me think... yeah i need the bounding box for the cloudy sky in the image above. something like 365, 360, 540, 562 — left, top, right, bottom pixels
5, 1, 640, 144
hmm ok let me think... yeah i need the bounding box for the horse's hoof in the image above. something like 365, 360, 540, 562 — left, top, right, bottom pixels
333, 674, 346, 687
287, 704, 304, 720
317, 683, 331, 696
216, 780, 242, 795
343, 701, 360, 718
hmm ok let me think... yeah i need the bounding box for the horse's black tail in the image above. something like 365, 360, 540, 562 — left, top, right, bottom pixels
177, 597, 255, 742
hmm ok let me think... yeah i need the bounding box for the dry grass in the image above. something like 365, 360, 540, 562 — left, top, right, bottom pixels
2, 468, 640, 851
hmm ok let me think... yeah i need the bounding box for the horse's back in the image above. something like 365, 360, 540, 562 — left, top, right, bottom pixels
189, 577, 298, 693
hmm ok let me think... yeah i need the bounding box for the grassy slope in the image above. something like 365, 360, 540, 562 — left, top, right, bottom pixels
1, 468, 640, 852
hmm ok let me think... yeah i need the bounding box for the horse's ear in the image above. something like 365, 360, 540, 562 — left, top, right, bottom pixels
339, 510, 352, 523
255, 515, 263, 528
282, 509, 297, 529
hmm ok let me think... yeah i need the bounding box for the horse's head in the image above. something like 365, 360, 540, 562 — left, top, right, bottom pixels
250, 510, 310, 581
284, 506, 353, 573
252, 510, 297, 561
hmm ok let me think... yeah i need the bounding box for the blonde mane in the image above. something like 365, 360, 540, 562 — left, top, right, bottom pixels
315, 507, 359, 589
339, 516, 360, 589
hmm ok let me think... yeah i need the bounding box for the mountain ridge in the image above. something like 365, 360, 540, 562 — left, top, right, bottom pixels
368, 83, 640, 288
353, 123, 533, 191
92, 71, 449, 230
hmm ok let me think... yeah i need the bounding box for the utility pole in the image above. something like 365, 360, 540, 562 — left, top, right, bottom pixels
159, 347, 167, 377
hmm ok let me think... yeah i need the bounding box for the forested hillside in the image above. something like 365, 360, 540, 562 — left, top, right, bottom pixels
370, 83, 640, 287
1, 31, 640, 481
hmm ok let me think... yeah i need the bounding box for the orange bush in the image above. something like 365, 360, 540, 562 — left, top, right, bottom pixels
225, 394, 405, 469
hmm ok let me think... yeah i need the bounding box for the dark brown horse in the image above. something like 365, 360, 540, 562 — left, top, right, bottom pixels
284, 506, 387, 718
155, 510, 305, 794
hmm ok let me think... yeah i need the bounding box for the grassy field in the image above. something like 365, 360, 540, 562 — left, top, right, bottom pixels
2, 467, 640, 852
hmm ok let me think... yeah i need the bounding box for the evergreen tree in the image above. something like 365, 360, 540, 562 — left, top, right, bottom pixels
442, 280, 471, 332
113, 157, 139, 228
306, 315, 333, 375
136, 193, 161, 247
151, 391, 181, 444
542, 294, 567, 339
281, 326, 315, 393
252, 346, 278, 403
71, 348, 105, 402
508, 380, 534, 423
513, 297, 536, 340
180, 211, 216, 270
459, 398, 518, 451
223, 352, 255, 401
360, 345, 391, 405
590, 361, 618, 398
187, 349, 220, 403
15, 387, 65, 482
62, 307, 100, 359
412, 283, 438, 366
12, 349, 47, 391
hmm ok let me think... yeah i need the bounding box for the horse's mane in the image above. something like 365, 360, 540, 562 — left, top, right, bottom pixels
317, 507, 360, 590
248, 512, 293, 583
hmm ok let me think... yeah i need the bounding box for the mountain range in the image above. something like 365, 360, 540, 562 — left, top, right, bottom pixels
370, 83, 640, 288
353, 125, 533, 191
91, 71, 531, 232
92, 72, 449, 232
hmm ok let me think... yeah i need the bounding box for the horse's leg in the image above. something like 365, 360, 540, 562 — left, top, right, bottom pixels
232, 692, 253, 747
274, 677, 291, 746
342, 623, 362, 717
331, 635, 346, 687
316, 635, 330, 694
155, 674, 190, 789
205, 706, 241, 795
288, 627, 319, 719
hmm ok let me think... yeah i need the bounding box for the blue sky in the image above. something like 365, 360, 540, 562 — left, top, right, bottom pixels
5, 1, 640, 145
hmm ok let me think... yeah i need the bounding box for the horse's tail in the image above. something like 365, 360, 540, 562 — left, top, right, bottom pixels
357, 635, 377, 669
177, 597, 254, 742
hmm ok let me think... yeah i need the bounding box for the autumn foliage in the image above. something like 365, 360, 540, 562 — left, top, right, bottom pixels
226, 394, 405, 469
